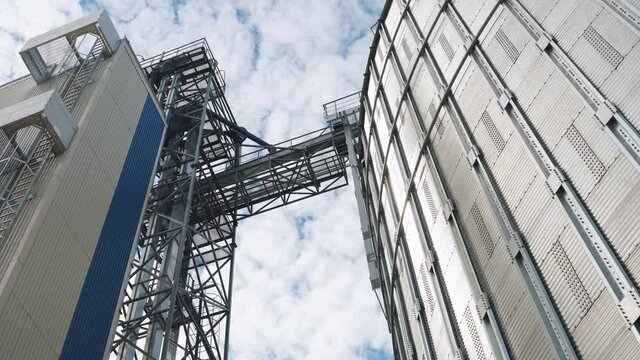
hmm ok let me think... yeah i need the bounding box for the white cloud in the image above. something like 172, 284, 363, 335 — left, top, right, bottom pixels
0, 0, 391, 358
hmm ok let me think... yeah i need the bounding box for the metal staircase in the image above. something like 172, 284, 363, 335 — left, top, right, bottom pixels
0, 132, 54, 242
0, 38, 104, 245
60, 39, 105, 111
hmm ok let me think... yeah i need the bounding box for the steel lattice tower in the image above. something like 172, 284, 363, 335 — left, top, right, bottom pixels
108, 40, 368, 359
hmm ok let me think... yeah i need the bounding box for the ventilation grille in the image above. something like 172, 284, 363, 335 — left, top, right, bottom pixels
419, 262, 436, 315
401, 37, 414, 62
494, 29, 520, 63
470, 203, 495, 257
439, 33, 455, 61
429, 100, 446, 140
583, 26, 623, 68
565, 125, 606, 180
435, 116, 446, 139
550, 241, 592, 314
398, 308, 414, 358
464, 305, 487, 360
480, 110, 506, 152
428, 100, 437, 120
421, 178, 438, 221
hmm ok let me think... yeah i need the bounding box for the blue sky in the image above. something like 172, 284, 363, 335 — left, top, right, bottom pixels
0, 0, 391, 358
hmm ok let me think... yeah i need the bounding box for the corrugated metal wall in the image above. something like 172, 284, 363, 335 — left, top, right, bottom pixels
0, 41, 164, 359
362, 0, 640, 359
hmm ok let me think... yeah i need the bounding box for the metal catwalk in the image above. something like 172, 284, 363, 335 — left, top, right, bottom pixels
109, 39, 363, 359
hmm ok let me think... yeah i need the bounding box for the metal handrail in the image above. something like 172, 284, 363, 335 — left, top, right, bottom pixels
322, 91, 361, 120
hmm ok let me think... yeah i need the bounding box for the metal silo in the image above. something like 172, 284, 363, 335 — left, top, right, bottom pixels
360, 0, 640, 358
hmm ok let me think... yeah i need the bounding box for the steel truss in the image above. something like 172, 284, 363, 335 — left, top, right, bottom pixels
110, 39, 361, 359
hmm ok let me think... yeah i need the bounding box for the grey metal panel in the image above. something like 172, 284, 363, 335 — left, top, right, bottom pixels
10, 204, 89, 352
469, 104, 510, 167
382, 62, 404, 117
549, 1, 603, 51
557, 226, 603, 307
0, 293, 57, 359
459, 300, 493, 359
488, 138, 538, 208
453, 65, 494, 133
483, 243, 524, 323
539, 236, 594, 331
432, 217, 457, 270
572, 293, 640, 359
462, 196, 500, 270
502, 292, 555, 360
416, 159, 441, 227
511, 54, 557, 110
432, 112, 465, 182
385, 0, 403, 34
453, 0, 488, 29
0, 40, 156, 357
586, 155, 640, 269
387, 144, 408, 207
518, 0, 557, 23
410, 0, 439, 35
410, 59, 440, 129
503, 40, 542, 92
524, 70, 584, 149
567, 26, 618, 88
554, 123, 607, 196
375, 101, 392, 149
397, 23, 418, 75
601, 39, 640, 130
573, 109, 620, 168
441, 246, 471, 314
0, 73, 68, 110
482, 13, 531, 81
511, 175, 563, 261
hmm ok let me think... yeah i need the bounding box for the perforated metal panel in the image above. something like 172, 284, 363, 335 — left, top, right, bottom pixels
463, 305, 488, 360
479, 110, 506, 153
550, 241, 593, 316
439, 33, 456, 61
565, 125, 607, 180
419, 262, 436, 316
583, 26, 624, 69
470, 202, 495, 258
495, 29, 520, 63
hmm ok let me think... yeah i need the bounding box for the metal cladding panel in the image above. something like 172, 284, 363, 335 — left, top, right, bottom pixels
0, 40, 162, 359
61, 96, 163, 359
503, 292, 555, 359
601, 41, 640, 130
572, 292, 640, 358
511, 175, 563, 260
587, 155, 640, 267
362, 0, 640, 358
523, 71, 584, 149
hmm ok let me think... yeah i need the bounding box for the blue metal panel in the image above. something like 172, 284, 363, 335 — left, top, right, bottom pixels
60, 96, 164, 359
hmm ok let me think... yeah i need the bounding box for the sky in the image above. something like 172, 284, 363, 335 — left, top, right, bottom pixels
0, 0, 391, 359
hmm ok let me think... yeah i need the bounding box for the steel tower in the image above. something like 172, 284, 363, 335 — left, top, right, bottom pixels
107, 41, 371, 359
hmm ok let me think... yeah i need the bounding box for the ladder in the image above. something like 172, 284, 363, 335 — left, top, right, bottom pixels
61, 39, 105, 111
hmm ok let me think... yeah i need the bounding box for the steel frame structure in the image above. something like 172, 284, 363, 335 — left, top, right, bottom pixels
109, 40, 361, 359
